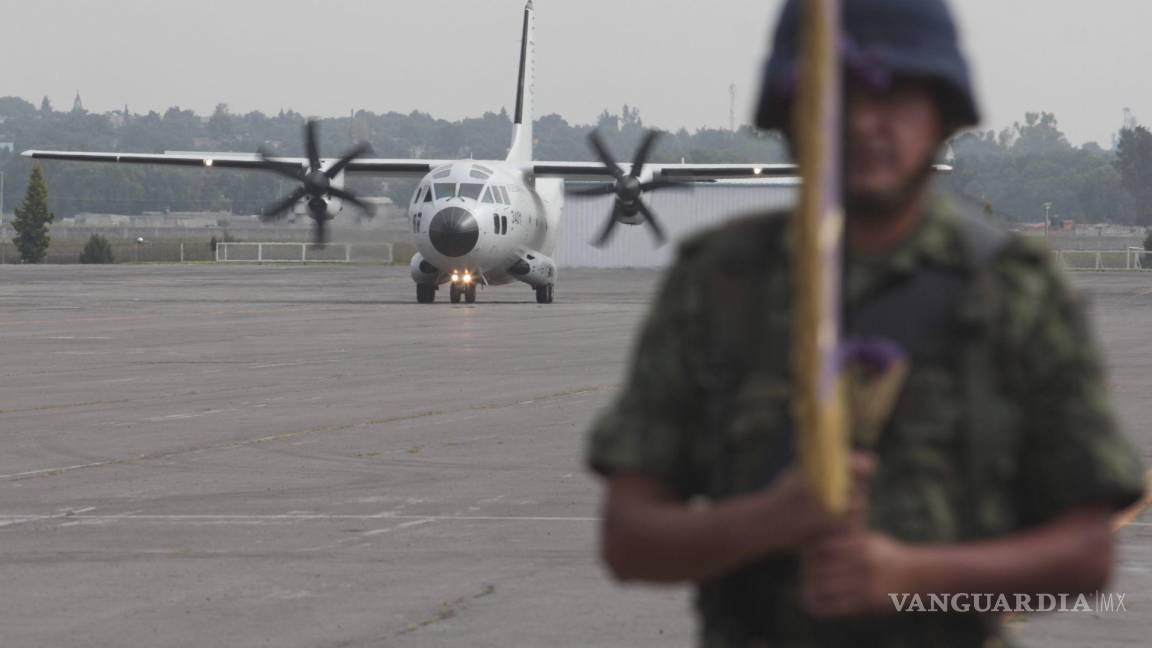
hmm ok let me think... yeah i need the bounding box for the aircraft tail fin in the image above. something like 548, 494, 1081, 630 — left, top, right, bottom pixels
507, 1, 535, 163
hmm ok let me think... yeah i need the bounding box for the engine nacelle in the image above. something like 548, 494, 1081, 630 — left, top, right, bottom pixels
507, 251, 557, 288
294, 197, 342, 221
410, 252, 441, 285
292, 171, 347, 220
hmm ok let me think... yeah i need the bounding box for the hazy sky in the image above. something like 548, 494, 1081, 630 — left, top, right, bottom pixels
2, 0, 1149, 147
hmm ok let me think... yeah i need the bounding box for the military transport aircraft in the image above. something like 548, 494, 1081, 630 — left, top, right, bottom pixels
24, 1, 796, 304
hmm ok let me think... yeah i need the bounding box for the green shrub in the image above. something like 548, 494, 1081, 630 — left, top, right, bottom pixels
79, 234, 115, 264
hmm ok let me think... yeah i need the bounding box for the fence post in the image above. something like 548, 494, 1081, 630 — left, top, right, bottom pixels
257, 243, 263, 263
345, 244, 351, 262
180, 243, 185, 263
302, 244, 307, 262
1096, 250, 1102, 271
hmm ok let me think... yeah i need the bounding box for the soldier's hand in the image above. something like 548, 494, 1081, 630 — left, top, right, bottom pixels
800, 530, 916, 618
766, 453, 876, 548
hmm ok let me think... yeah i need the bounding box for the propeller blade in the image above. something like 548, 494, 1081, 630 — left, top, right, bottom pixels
307, 199, 330, 246
256, 147, 304, 182
630, 130, 662, 178
304, 120, 322, 171
635, 201, 667, 246
328, 187, 373, 215
588, 131, 624, 179
313, 218, 329, 246
325, 142, 374, 179
566, 183, 617, 197
593, 213, 620, 248
261, 187, 308, 222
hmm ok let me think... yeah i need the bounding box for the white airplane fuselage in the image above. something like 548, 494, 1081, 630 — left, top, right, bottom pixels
407, 160, 564, 292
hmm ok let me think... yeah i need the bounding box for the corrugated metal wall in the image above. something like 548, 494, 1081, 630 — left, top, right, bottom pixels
556, 182, 799, 268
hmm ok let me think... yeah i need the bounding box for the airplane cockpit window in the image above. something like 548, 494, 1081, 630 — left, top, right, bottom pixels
412, 186, 423, 204
424, 187, 434, 203
481, 187, 495, 204
433, 167, 452, 179
434, 183, 456, 200
459, 183, 484, 201
495, 186, 509, 204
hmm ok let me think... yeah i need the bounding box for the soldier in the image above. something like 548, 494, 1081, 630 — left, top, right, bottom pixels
587, 0, 1146, 646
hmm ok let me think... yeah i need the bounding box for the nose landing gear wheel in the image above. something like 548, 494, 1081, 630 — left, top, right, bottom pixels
535, 285, 554, 304
464, 283, 477, 304
417, 283, 436, 304
450, 284, 463, 304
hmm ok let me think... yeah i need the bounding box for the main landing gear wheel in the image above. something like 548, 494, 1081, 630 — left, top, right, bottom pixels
450, 284, 463, 304
417, 283, 436, 304
464, 283, 477, 304
535, 285, 554, 304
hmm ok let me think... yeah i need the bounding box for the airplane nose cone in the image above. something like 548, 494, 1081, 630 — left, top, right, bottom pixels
429, 207, 479, 258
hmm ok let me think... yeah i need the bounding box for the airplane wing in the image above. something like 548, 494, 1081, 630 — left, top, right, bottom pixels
533, 161, 951, 182
533, 161, 799, 182
21, 150, 450, 178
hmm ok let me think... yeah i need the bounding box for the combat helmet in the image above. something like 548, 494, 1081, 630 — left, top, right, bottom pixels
756, 0, 980, 133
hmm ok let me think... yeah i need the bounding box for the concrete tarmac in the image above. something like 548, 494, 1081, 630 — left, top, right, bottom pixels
0, 264, 1148, 647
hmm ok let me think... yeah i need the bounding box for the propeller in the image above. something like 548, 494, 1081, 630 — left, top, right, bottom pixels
256, 120, 374, 246
568, 129, 690, 247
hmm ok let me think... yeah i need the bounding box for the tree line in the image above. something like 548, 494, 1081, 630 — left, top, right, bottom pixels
1, 96, 1151, 225
0, 98, 785, 217
941, 111, 1152, 225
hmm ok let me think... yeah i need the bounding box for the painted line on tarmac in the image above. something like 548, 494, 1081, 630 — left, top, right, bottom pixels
0, 307, 293, 329
0, 384, 616, 481
0, 514, 597, 523
296, 518, 439, 552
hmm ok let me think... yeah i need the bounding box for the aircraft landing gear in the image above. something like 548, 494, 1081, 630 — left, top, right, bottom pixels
417, 283, 436, 304
450, 283, 477, 304
535, 284, 554, 304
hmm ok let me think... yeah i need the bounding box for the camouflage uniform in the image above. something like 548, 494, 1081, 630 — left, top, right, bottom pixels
587, 194, 1145, 647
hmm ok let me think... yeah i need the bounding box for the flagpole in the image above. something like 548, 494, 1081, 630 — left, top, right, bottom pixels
791, 0, 849, 514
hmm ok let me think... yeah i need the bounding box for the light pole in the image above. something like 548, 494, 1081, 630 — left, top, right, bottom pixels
1044, 202, 1053, 243
1, 171, 5, 225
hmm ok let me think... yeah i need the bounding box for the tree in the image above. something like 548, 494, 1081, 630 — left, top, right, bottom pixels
1007, 112, 1070, 155
1115, 127, 1152, 225
0, 96, 36, 118
79, 234, 115, 263
942, 112, 1134, 224
11, 166, 55, 263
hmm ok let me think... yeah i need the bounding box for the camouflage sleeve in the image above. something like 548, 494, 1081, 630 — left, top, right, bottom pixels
1003, 243, 1146, 523
586, 251, 702, 488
